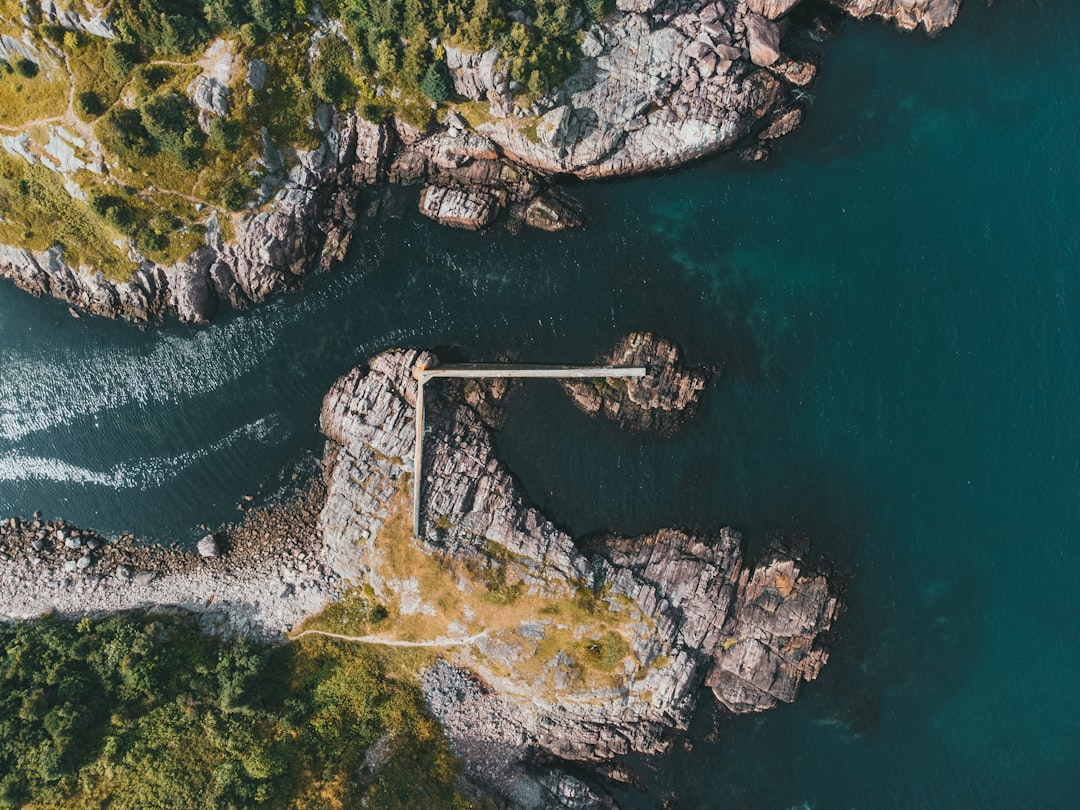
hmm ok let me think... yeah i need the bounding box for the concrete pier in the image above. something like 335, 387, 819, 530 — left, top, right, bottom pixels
412, 364, 646, 537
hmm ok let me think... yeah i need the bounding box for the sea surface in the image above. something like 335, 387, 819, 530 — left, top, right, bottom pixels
1, 2, 1079, 806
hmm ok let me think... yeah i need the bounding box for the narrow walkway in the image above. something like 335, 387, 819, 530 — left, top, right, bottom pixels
290, 628, 488, 647
413, 363, 646, 536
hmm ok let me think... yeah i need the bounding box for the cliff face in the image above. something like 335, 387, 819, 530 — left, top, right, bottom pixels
317, 347, 841, 802
0, 0, 961, 324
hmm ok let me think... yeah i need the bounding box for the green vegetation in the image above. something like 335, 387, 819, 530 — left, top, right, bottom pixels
0, 0, 600, 280
0, 613, 474, 809
0, 154, 132, 280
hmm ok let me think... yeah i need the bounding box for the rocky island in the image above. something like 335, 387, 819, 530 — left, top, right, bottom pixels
0, 0, 959, 324
1, 334, 842, 806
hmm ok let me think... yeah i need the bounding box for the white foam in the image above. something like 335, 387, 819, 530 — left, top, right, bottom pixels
0, 416, 278, 489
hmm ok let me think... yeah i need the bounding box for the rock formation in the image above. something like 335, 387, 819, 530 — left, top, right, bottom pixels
562, 332, 712, 436
0, 0, 962, 324
828, 0, 962, 33
317, 347, 842, 804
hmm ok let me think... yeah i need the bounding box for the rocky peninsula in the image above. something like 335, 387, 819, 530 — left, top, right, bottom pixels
316, 338, 843, 804
0, 0, 960, 324
0, 334, 842, 806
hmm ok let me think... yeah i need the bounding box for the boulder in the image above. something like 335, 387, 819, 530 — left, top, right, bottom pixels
197, 534, 221, 558
418, 185, 500, 230
745, 13, 782, 67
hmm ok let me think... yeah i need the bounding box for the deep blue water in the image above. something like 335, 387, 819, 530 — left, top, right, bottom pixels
2, 1, 1079, 806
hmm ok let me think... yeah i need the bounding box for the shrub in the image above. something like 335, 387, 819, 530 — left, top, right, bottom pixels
135, 228, 167, 252
104, 108, 156, 155
219, 179, 248, 210
209, 117, 241, 152
74, 91, 105, 119
14, 58, 38, 78
139, 91, 206, 167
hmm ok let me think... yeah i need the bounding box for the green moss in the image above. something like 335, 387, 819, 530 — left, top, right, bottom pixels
521, 118, 541, 143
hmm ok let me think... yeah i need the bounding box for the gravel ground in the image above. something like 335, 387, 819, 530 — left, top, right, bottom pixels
0, 474, 344, 639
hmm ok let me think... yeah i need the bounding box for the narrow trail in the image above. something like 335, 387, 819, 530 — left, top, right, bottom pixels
289, 628, 488, 648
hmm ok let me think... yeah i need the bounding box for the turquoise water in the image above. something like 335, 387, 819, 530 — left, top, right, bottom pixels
2, 1, 1079, 806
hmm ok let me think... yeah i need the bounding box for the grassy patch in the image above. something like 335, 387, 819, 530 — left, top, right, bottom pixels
453, 100, 494, 129
65, 35, 131, 120
0, 50, 68, 127
520, 117, 541, 144
0, 153, 135, 280
335, 488, 642, 692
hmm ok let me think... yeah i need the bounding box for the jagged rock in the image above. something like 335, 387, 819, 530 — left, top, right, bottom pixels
747, 0, 804, 19
418, 185, 500, 230
39, 0, 117, 38
318, 347, 841, 803
190, 75, 229, 125
707, 551, 840, 711
520, 190, 585, 232
739, 142, 771, 161
745, 13, 782, 67
444, 45, 513, 117
829, 0, 962, 33
562, 332, 711, 436
759, 106, 803, 139
165, 248, 218, 324
770, 57, 818, 87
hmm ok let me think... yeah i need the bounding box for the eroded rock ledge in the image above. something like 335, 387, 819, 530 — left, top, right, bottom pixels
0, 0, 960, 325
318, 347, 842, 805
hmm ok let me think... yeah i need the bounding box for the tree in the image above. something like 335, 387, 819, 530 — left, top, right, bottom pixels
105, 41, 142, 79
419, 59, 452, 102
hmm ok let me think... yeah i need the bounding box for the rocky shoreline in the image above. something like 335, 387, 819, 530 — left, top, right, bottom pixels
0, 336, 843, 807
0, 0, 960, 325
317, 341, 843, 805
0, 475, 340, 639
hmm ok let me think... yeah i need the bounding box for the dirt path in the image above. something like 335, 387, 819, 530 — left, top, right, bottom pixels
290, 628, 489, 648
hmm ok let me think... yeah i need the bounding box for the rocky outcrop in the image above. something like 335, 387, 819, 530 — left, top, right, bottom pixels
707, 551, 838, 711
828, 0, 962, 33
38, 0, 118, 39
0, 244, 169, 323
419, 185, 500, 230
474, 4, 799, 178
562, 332, 711, 436
0, 0, 961, 323
0, 113, 393, 324
317, 347, 842, 803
